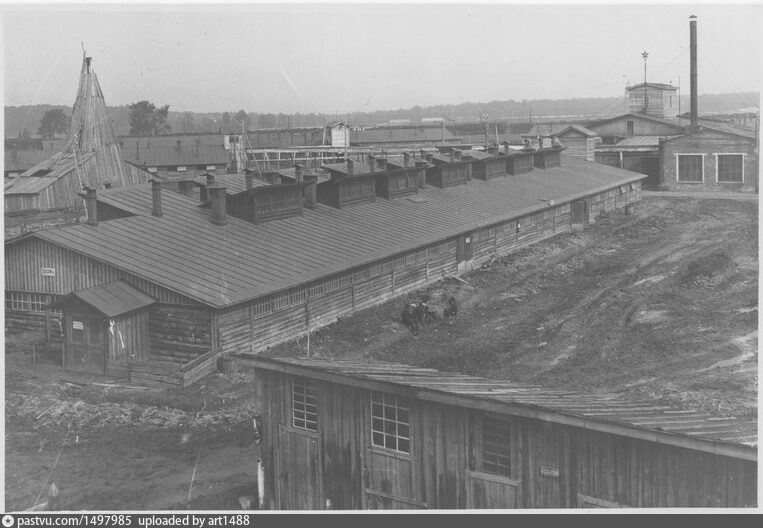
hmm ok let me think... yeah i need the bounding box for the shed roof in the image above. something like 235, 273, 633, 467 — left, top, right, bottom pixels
615, 136, 671, 148
121, 143, 230, 167
54, 280, 155, 317
12, 156, 645, 309
248, 356, 757, 460
190, 172, 270, 194
626, 82, 678, 91
277, 167, 329, 183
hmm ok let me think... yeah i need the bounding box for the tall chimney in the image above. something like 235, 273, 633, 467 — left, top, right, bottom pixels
78, 187, 98, 226
403, 152, 410, 168
346, 159, 354, 177
367, 155, 375, 174
449, 150, 455, 162
690, 15, 698, 126
295, 164, 303, 183
377, 157, 388, 171
151, 179, 163, 217
207, 182, 228, 226
245, 169, 255, 191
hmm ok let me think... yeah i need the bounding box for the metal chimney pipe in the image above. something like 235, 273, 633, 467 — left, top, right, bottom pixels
690, 15, 698, 126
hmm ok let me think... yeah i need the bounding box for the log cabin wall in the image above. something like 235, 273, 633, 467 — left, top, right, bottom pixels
375, 170, 419, 199
254, 368, 757, 510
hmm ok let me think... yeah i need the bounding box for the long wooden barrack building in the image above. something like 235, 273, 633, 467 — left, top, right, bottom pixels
246, 356, 757, 510
6, 151, 644, 386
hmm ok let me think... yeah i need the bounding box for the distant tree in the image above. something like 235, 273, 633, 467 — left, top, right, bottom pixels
17, 127, 31, 139
128, 100, 171, 136
179, 112, 196, 132
221, 112, 232, 133
258, 113, 276, 129
37, 108, 70, 139
235, 110, 249, 129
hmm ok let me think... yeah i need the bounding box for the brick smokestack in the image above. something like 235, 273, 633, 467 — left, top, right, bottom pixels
690, 15, 698, 127
346, 158, 354, 177
200, 173, 215, 203
295, 164, 303, 183
79, 187, 98, 226
151, 179, 163, 217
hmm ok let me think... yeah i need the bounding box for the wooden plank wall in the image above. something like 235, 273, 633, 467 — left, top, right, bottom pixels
255, 370, 757, 510
5, 237, 197, 305
108, 310, 150, 368
148, 304, 213, 362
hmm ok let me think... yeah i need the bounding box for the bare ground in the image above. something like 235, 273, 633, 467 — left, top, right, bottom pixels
4, 196, 758, 511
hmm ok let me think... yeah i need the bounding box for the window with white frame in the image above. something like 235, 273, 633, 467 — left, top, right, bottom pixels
371, 392, 410, 453
677, 154, 704, 183
292, 376, 318, 431
481, 416, 511, 477
6, 292, 61, 313
716, 154, 744, 183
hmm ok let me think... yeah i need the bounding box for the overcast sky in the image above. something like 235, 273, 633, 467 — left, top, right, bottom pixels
1, 2, 761, 115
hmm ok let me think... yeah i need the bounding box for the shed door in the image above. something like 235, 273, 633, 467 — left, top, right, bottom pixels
570, 200, 589, 226
466, 470, 521, 509
276, 426, 322, 510
457, 234, 474, 274
66, 313, 107, 375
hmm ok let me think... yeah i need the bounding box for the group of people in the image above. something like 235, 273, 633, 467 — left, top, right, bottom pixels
401, 295, 458, 334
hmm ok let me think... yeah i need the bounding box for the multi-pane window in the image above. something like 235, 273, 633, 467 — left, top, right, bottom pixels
482, 417, 511, 477
292, 377, 318, 432
677, 154, 704, 183
6, 292, 60, 313
717, 154, 744, 183
371, 392, 410, 453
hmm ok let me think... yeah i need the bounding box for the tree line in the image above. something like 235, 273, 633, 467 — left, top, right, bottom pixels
7, 91, 759, 139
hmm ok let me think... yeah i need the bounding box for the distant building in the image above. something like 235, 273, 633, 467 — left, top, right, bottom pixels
351, 126, 460, 147
626, 82, 679, 118
119, 133, 233, 180
551, 125, 599, 162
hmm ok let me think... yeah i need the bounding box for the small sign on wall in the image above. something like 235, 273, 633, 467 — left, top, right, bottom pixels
41, 267, 55, 276
540, 465, 560, 478
72, 321, 84, 330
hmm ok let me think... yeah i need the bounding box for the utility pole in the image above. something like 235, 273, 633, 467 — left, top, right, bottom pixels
641, 51, 649, 114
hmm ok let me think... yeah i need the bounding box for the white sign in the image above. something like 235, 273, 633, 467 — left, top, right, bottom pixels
41, 267, 56, 276
72, 321, 84, 330
540, 465, 559, 478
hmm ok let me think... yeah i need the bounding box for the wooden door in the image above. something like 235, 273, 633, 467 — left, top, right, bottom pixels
66, 313, 107, 375
276, 426, 322, 510
364, 450, 425, 509
466, 470, 521, 509
570, 200, 589, 226
457, 234, 474, 274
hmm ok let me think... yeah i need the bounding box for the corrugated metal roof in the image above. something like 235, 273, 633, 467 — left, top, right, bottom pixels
249, 356, 757, 456
56, 280, 156, 317
21, 156, 646, 309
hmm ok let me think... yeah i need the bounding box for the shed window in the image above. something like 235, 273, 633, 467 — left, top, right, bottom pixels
677, 154, 704, 183
292, 376, 318, 432
371, 392, 410, 453
6, 292, 61, 313
717, 154, 744, 183
481, 416, 511, 477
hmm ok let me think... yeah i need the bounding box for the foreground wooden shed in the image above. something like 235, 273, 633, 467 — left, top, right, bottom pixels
246, 357, 757, 510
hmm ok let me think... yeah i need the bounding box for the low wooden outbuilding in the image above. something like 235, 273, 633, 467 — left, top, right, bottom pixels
246, 356, 757, 510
